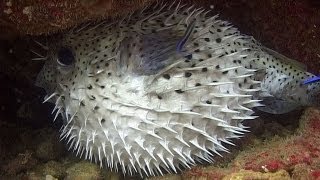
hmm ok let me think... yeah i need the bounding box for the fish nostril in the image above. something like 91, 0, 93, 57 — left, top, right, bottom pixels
57, 47, 75, 66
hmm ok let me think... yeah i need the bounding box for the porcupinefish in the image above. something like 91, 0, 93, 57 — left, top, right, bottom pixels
34, 1, 320, 176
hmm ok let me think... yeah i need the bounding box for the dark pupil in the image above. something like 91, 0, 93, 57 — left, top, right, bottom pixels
58, 47, 74, 66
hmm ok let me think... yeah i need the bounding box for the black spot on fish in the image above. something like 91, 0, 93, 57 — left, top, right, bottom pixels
89, 95, 96, 100
163, 74, 170, 80
185, 54, 192, 60
175, 89, 184, 94
185, 72, 192, 77
81, 101, 85, 106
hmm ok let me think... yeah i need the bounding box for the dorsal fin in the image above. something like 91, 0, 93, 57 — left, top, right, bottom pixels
257, 97, 300, 114
261, 46, 307, 71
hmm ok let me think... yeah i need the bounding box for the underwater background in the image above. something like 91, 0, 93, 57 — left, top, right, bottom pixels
0, 0, 320, 179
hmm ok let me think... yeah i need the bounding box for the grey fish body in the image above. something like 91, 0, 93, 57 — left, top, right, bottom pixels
36, 2, 320, 176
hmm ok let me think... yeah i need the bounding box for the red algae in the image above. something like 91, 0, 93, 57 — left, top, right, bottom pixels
236, 108, 320, 172
183, 108, 320, 179
311, 170, 320, 179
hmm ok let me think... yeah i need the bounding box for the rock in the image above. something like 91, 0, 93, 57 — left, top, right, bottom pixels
65, 161, 101, 179
35, 129, 65, 161
45, 174, 58, 180
65, 161, 120, 180
223, 169, 290, 180
291, 164, 313, 180
34, 161, 65, 179
147, 174, 182, 180
2, 150, 37, 175
0, 0, 154, 37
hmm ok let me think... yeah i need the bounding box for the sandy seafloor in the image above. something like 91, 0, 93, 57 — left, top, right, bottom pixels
0, 0, 320, 179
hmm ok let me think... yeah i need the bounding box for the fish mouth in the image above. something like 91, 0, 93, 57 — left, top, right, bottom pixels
313, 91, 320, 107
305, 88, 320, 107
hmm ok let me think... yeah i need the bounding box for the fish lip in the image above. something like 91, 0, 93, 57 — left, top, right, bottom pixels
306, 91, 320, 107
315, 92, 320, 106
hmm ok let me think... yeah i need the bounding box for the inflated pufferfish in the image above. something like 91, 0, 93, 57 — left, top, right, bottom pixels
35, 1, 320, 176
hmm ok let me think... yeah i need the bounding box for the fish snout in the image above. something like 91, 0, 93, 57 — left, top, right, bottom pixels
308, 86, 320, 107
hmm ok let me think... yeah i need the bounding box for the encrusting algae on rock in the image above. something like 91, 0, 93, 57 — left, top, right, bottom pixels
0, 0, 155, 37
32, 1, 320, 177
181, 107, 320, 180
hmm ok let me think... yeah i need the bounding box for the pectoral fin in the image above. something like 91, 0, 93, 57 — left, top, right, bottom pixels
257, 97, 300, 114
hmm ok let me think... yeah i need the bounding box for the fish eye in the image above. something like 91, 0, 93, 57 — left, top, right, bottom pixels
57, 47, 75, 66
